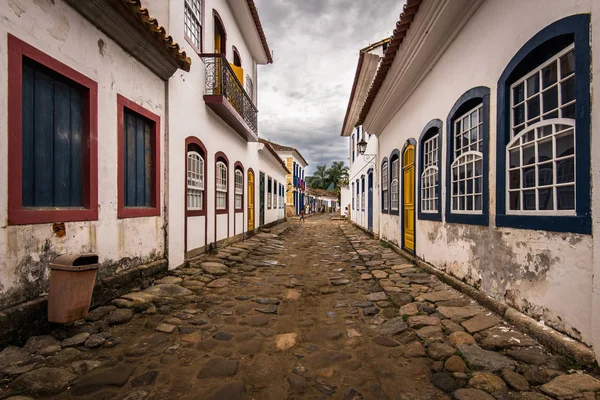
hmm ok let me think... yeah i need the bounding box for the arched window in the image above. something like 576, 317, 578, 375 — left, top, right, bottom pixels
216, 157, 228, 210
497, 15, 590, 234
389, 150, 400, 215
187, 151, 204, 210
381, 158, 388, 213
418, 119, 442, 221
234, 166, 243, 211
446, 87, 490, 225
233, 47, 241, 67
213, 11, 226, 55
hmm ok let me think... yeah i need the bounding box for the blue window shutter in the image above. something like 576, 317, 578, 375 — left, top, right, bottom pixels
22, 60, 84, 208
124, 109, 153, 207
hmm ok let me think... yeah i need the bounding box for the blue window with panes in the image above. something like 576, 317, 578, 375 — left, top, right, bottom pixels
22, 59, 84, 207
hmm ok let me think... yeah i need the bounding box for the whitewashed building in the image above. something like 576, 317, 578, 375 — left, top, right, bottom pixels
346, 0, 600, 358
261, 140, 309, 217
0, 0, 190, 340
142, 0, 275, 265
341, 38, 390, 232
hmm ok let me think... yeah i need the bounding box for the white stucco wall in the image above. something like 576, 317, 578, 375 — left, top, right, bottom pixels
348, 130, 379, 232
0, 0, 166, 309
374, 0, 597, 346
259, 152, 287, 226
163, 0, 272, 267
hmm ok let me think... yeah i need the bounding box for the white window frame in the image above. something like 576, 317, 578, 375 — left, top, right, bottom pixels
184, 0, 202, 50
267, 177, 272, 210
451, 105, 484, 214
390, 158, 399, 211
187, 151, 204, 210
421, 134, 439, 213
381, 161, 388, 211
234, 169, 243, 210
510, 45, 576, 139
216, 161, 227, 210
506, 119, 575, 215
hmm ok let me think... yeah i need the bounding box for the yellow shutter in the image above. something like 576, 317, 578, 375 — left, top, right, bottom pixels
230, 64, 244, 85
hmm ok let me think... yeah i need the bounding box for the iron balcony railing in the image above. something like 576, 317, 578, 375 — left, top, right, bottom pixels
202, 54, 258, 135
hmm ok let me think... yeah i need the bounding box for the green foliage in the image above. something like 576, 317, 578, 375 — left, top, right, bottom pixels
305, 161, 349, 200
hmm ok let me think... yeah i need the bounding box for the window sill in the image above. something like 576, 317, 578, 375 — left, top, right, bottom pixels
187, 209, 206, 217
234, 208, 244, 213
446, 213, 488, 226
418, 212, 442, 222
118, 207, 160, 219
216, 209, 228, 215
8, 208, 98, 225
496, 214, 590, 234
389, 209, 400, 216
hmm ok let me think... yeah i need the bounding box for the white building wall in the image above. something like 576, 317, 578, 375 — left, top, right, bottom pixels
348, 129, 379, 232
163, 0, 266, 267
376, 0, 597, 346
259, 154, 287, 226
0, 0, 166, 309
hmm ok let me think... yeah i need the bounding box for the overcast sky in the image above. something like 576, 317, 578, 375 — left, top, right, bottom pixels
254, 0, 404, 175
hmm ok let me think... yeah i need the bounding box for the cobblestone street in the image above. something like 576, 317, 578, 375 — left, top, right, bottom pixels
1, 215, 599, 399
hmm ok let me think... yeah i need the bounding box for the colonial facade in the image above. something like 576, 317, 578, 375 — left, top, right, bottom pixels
343, 0, 600, 359
0, 0, 291, 341
0, 0, 189, 340
262, 140, 309, 216
142, 0, 282, 266
341, 38, 390, 232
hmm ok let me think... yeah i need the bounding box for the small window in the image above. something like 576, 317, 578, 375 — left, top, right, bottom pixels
216, 160, 227, 210
352, 182, 355, 210
187, 151, 204, 210
234, 168, 243, 210
267, 177, 272, 209
381, 159, 389, 212
184, 0, 202, 51
273, 180, 278, 208
451, 105, 484, 214
390, 157, 399, 211
361, 175, 365, 211
118, 95, 161, 219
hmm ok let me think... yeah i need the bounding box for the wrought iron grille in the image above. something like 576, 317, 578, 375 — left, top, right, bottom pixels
203, 54, 258, 134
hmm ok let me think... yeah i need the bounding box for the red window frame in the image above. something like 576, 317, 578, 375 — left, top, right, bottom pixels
7, 34, 98, 225
234, 161, 244, 212
117, 94, 161, 219
215, 151, 229, 214
186, 137, 208, 217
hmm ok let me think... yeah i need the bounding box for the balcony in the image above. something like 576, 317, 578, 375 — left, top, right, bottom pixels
202, 54, 258, 142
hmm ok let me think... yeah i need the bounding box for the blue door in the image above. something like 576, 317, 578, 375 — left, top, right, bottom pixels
368, 171, 373, 231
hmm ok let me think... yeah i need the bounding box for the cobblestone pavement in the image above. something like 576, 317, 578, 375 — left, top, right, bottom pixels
1, 215, 600, 399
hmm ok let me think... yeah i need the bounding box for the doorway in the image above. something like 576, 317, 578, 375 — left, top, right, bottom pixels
248, 170, 255, 231
402, 143, 415, 252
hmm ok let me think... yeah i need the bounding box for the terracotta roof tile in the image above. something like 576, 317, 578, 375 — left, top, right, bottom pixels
246, 0, 273, 64
260, 139, 309, 166
259, 139, 291, 174
356, 0, 423, 126
121, 0, 191, 72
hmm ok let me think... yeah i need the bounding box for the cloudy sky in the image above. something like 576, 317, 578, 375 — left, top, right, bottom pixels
254, 0, 404, 174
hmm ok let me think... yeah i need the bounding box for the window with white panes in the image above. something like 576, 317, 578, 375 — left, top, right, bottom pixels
234, 169, 243, 210
273, 180, 278, 208
187, 151, 204, 210
184, 0, 202, 51
381, 160, 388, 211
267, 177, 272, 209
216, 161, 227, 210
421, 134, 439, 212
390, 158, 399, 211
507, 45, 576, 214
451, 105, 483, 213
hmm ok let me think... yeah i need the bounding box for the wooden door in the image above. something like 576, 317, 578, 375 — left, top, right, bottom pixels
248, 171, 255, 231
403, 145, 415, 251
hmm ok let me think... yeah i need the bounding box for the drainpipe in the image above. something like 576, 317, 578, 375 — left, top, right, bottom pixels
163, 79, 169, 264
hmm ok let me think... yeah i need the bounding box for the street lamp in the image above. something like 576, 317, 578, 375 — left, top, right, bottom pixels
357, 138, 368, 155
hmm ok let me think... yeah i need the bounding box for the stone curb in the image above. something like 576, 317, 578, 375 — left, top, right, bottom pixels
343, 221, 597, 366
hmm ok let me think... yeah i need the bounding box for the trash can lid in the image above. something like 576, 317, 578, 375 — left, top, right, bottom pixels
49, 253, 99, 271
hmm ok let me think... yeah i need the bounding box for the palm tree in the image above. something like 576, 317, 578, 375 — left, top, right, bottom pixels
307, 165, 328, 189
326, 161, 349, 201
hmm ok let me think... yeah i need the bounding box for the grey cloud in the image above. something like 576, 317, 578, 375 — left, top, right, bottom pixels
255, 0, 404, 174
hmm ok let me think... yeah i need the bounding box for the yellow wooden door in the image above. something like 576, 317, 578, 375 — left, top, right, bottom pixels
403, 145, 415, 251
248, 171, 255, 231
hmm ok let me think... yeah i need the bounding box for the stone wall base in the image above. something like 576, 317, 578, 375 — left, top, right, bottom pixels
0, 259, 168, 346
